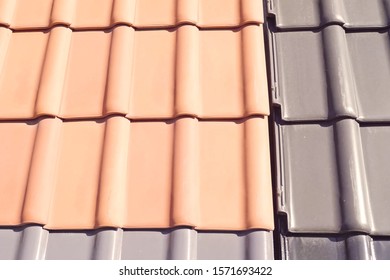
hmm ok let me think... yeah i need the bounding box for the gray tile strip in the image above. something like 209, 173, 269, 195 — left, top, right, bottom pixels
281, 233, 390, 260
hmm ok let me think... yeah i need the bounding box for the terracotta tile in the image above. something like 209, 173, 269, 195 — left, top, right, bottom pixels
0, 25, 269, 119
0, 0, 263, 30
0, 117, 273, 231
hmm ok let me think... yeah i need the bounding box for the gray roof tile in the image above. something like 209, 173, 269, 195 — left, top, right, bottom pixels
274, 117, 390, 235
269, 25, 390, 121
281, 233, 390, 260
0, 226, 274, 260
268, 0, 390, 29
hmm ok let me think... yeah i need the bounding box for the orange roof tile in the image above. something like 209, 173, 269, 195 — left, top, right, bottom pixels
0, 0, 263, 30
0, 116, 273, 230
0, 25, 268, 120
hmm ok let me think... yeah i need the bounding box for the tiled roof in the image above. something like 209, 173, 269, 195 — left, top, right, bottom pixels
0, 0, 274, 259
0, 0, 264, 29
268, 0, 390, 29
268, 0, 390, 259
269, 25, 390, 121
0, 225, 273, 260
0, 116, 273, 230
0, 25, 268, 119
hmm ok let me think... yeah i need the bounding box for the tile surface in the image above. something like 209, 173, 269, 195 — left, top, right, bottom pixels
281, 234, 390, 260
0, 225, 274, 260
0, 116, 273, 231
0, 25, 268, 119
275, 117, 390, 235
269, 25, 390, 121
268, 0, 390, 29
0, 0, 263, 29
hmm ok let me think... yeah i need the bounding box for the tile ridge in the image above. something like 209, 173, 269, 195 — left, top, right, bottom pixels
22, 118, 62, 225
94, 117, 130, 228
174, 25, 201, 116
244, 118, 274, 230
322, 25, 359, 119
35, 26, 72, 116
242, 24, 270, 116
170, 118, 200, 227
333, 119, 374, 233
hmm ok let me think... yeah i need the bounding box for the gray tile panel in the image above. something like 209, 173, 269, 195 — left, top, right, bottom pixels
269, 25, 390, 121
281, 233, 390, 260
0, 226, 274, 260
275, 117, 390, 235
268, 0, 390, 29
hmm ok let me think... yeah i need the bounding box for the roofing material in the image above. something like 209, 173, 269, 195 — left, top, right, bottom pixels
274, 117, 390, 234
0, 225, 273, 260
0, 0, 274, 259
269, 25, 390, 121
268, 0, 390, 29
0, 25, 268, 119
281, 234, 390, 260
0, 116, 273, 231
0, 0, 264, 29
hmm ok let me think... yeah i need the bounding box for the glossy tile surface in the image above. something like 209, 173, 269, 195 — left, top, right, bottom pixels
269, 25, 390, 121
0, 25, 268, 119
275, 117, 390, 235
0, 0, 263, 29
0, 116, 273, 230
281, 234, 390, 260
268, 0, 390, 29
0, 226, 274, 260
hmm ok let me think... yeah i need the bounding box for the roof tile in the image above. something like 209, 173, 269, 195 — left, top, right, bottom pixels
0, 226, 274, 260
280, 234, 390, 260
0, 25, 268, 119
0, 0, 263, 30
0, 116, 273, 230
269, 25, 390, 121
275, 117, 390, 235
268, 0, 390, 30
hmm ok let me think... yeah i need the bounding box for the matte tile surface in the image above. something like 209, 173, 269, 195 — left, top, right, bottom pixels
0, 25, 269, 119
269, 25, 390, 121
281, 234, 390, 260
0, 116, 273, 231
0, 0, 263, 29
0, 225, 273, 260
275, 117, 390, 235
268, 0, 390, 29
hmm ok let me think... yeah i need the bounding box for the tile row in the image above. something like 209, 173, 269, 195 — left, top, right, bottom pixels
274, 117, 390, 235
281, 233, 390, 260
0, 25, 268, 120
0, 225, 274, 260
0, 0, 263, 30
0, 116, 273, 231
268, 0, 390, 29
269, 25, 390, 121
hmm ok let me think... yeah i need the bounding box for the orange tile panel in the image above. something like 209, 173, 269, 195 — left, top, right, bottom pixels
0, 25, 269, 120
0, 0, 263, 30
0, 116, 273, 231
